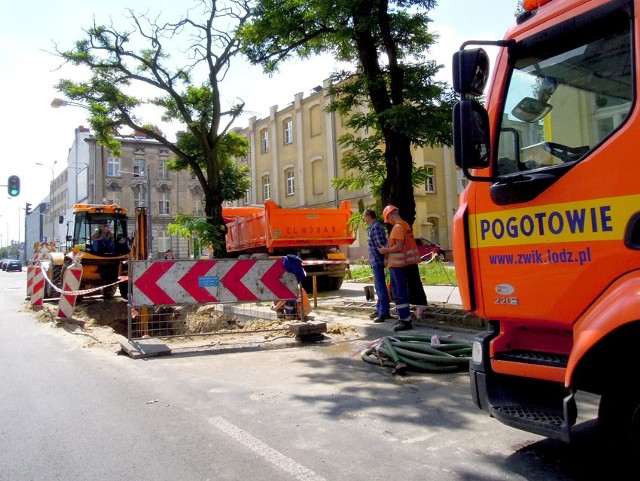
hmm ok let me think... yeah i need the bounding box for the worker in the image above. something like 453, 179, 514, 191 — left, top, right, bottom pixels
364, 209, 392, 323
378, 205, 420, 332
92, 223, 114, 253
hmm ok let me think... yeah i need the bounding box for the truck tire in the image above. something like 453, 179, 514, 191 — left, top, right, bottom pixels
308, 276, 343, 292
325, 276, 343, 291
45, 265, 63, 298
598, 390, 640, 457
102, 284, 118, 299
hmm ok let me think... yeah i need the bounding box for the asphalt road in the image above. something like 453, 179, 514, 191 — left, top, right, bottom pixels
0, 270, 625, 481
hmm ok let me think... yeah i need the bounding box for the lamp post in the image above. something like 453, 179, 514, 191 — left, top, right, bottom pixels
34, 161, 57, 243
50, 98, 88, 109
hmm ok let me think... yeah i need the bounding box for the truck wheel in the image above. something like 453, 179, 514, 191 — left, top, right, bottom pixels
326, 276, 343, 291
598, 391, 640, 457
102, 284, 117, 299
45, 265, 63, 298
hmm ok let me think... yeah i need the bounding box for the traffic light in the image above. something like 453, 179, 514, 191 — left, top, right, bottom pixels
25, 202, 32, 215
7, 175, 20, 197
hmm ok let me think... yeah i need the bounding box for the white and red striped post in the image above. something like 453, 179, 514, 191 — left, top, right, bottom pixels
57, 264, 82, 319
26, 265, 36, 299
30, 267, 45, 307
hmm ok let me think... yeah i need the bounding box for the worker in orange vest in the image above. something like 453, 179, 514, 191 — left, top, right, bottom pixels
378, 205, 420, 331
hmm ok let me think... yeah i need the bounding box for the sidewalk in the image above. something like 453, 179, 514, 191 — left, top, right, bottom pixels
312, 282, 482, 343
334, 281, 462, 308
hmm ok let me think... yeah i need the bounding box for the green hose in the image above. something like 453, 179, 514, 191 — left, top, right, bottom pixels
360, 334, 472, 374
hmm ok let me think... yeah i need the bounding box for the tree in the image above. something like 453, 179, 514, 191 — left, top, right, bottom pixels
239, 0, 454, 225
55, 0, 252, 254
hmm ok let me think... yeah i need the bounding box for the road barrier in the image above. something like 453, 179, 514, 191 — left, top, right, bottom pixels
57, 263, 83, 319
127, 258, 305, 341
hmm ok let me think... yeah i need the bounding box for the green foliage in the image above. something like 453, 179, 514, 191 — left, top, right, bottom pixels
239, 0, 453, 224
53, 1, 252, 253
348, 260, 457, 287
167, 215, 228, 253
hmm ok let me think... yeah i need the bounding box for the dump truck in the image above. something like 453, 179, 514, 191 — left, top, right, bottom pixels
223, 199, 355, 291
44, 203, 131, 299
452, 0, 640, 456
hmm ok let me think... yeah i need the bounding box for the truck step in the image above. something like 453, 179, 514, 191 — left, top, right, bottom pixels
495, 349, 568, 368
493, 404, 564, 427
490, 401, 573, 442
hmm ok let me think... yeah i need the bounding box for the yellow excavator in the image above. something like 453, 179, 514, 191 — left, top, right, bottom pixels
45, 203, 133, 299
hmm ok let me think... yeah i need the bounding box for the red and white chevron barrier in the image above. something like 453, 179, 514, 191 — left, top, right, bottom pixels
26, 265, 36, 298
30, 267, 45, 307
130, 259, 297, 307
57, 264, 83, 319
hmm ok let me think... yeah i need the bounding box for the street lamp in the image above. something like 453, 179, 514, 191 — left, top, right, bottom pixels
34, 161, 57, 243
50, 98, 88, 109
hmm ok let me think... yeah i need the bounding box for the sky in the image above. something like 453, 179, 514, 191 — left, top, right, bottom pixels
0, 0, 518, 245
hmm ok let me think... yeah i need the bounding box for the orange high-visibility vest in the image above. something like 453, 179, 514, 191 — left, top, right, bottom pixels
386, 221, 420, 268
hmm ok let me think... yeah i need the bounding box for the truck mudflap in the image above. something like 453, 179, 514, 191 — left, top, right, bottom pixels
470, 330, 577, 443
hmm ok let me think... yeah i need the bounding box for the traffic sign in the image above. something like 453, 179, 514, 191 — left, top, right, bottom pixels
130, 259, 298, 307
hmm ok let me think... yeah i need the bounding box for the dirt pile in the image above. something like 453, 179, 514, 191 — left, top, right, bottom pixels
26, 299, 358, 354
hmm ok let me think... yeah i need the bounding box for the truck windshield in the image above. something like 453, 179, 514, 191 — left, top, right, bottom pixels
496, 26, 632, 176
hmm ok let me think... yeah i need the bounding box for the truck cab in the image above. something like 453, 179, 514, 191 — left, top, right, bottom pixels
452, 0, 640, 455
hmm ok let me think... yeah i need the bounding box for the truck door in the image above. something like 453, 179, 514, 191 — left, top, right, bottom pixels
472, 5, 638, 324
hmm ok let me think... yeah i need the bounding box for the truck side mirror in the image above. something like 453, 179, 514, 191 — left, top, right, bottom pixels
453, 48, 490, 96
453, 99, 490, 169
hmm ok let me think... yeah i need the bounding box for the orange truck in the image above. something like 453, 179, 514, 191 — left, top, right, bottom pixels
453, 0, 640, 454
223, 199, 355, 291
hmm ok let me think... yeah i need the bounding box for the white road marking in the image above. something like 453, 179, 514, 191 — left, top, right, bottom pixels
208, 416, 327, 481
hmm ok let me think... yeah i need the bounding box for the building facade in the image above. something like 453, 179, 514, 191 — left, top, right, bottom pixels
37, 128, 203, 260
234, 79, 464, 261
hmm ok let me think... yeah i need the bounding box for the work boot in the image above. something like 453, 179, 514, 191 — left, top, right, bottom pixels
369, 311, 379, 319
393, 319, 413, 332
373, 313, 391, 323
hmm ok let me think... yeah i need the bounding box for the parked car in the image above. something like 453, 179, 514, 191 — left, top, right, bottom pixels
0, 259, 10, 271
415, 238, 445, 261
5, 259, 22, 272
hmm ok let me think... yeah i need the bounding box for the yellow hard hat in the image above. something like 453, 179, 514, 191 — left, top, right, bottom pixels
382, 205, 398, 223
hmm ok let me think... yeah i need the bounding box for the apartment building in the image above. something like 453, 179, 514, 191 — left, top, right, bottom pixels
33, 127, 202, 260
234, 79, 465, 260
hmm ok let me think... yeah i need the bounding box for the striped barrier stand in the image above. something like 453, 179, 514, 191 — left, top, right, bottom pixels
26, 265, 36, 299
57, 265, 83, 319
30, 267, 45, 307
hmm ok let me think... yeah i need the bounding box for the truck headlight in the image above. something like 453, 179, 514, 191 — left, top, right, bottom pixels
472, 340, 483, 364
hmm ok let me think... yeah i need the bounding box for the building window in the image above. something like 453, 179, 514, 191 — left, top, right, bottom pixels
159, 192, 170, 215
107, 157, 120, 177
261, 130, 269, 153
244, 188, 250, 205
133, 158, 145, 177
425, 166, 435, 193
262, 175, 271, 201
192, 192, 203, 214
285, 169, 295, 196
457, 169, 469, 194
158, 229, 170, 253
134, 189, 145, 208
283, 120, 293, 144
106, 191, 121, 206
158, 160, 169, 179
